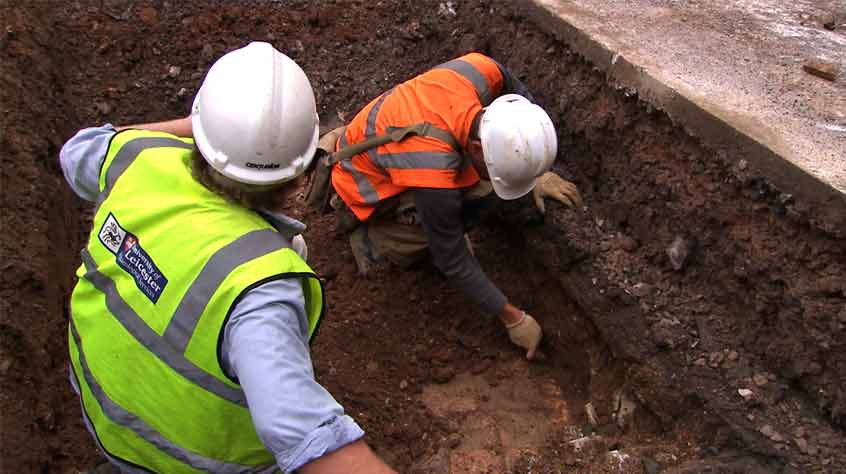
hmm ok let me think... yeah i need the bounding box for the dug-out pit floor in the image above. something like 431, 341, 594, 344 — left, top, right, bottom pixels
2, 1, 844, 473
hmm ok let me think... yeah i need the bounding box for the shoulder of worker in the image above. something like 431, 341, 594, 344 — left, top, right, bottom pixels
59, 123, 117, 202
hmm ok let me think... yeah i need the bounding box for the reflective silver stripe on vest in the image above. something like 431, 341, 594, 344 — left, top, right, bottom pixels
80, 249, 248, 406
373, 151, 463, 170
163, 229, 291, 353
98, 137, 194, 207
338, 133, 380, 204
70, 321, 270, 473
433, 59, 493, 106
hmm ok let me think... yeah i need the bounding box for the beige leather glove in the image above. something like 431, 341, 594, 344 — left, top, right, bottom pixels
533, 172, 583, 214
316, 125, 347, 154
506, 312, 542, 359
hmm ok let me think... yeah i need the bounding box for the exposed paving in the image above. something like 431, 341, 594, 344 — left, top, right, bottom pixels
520, 0, 845, 226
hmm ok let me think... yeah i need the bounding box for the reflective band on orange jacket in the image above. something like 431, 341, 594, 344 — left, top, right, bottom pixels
331, 53, 506, 221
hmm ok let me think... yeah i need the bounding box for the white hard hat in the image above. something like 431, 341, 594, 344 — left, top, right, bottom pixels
479, 94, 557, 200
192, 42, 319, 185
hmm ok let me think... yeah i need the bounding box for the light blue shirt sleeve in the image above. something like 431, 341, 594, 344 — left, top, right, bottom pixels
59, 124, 117, 202
220, 278, 364, 472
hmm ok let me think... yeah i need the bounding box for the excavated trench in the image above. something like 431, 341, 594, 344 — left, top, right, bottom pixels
2, 1, 844, 473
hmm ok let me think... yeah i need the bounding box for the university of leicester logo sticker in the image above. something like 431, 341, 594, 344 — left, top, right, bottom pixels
98, 214, 126, 254
97, 213, 168, 303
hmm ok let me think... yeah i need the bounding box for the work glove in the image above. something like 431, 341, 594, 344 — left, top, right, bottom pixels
292, 234, 308, 262
317, 125, 347, 154
533, 172, 583, 214
506, 312, 542, 359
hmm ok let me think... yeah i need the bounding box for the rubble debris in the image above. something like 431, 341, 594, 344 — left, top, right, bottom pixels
167, 65, 181, 78
568, 435, 603, 453
753, 373, 769, 387
201, 44, 215, 60
612, 390, 637, 429
759, 424, 784, 443
138, 6, 159, 26
821, 14, 837, 31
803, 60, 838, 81
584, 401, 599, 427
438, 2, 457, 17
738, 388, 754, 400
708, 351, 725, 368
606, 450, 635, 470
643, 457, 661, 474
666, 235, 693, 270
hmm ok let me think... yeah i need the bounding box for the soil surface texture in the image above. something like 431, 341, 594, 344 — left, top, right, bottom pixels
1, 1, 843, 473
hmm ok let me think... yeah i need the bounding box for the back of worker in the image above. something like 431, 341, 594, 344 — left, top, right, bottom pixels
69, 129, 320, 472
63, 42, 396, 474
332, 52, 508, 221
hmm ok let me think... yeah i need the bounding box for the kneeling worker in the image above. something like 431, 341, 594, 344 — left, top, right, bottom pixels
61, 42, 395, 473
317, 53, 582, 360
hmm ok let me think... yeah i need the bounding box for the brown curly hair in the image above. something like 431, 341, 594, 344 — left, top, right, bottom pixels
190, 149, 300, 210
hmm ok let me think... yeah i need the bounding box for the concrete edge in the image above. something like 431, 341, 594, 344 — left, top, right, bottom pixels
518, 0, 846, 236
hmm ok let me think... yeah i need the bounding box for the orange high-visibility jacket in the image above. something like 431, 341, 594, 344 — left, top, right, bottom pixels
331, 53, 507, 221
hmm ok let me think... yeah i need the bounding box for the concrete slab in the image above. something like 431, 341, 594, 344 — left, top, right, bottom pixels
520, 0, 845, 226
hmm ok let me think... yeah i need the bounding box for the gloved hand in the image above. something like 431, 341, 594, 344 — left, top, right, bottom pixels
533, 172, 583, 214
317, 125, 347, 154
291, 234, 308, 261
506, 312, 542, 359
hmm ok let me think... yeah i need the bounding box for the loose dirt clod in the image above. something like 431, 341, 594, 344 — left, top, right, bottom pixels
803, 60, 839, 81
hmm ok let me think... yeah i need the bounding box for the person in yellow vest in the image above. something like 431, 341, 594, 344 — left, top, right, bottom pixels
60, 42, 395, 473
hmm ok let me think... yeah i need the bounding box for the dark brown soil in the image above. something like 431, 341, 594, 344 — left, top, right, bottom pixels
1, 1, 843, 473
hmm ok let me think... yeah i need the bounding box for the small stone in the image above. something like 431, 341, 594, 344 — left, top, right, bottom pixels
399, 380, 408, 390
822, 14, 837, 30
176, 87, 188, 98
630, 283, 651, 297
618, 234, 639, 252
654, 452, 677, 464
138, 6, 159, 25
445, 433, 461, 448
167, 66, 182, 78
584, 402, 599, 427
613, 390, 637, 429
753, 373, 769, 386
432, 366, 455, 384
95, 101, 111, 115
666, 235, 693, 271
708, 351, 725, 368
760, 424, 784, 442
470, 359, 492, 375
0, 357, 11, 375
803, 60, 838, 81
738, 388, 754, 400
726, 350, 739, 361
694, 357, 707, 367
795, 437, 809, 453
366, 360, 379, 372
201, 44, 215, 60
568, 435, 602, 453
643, 457, 661, 474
